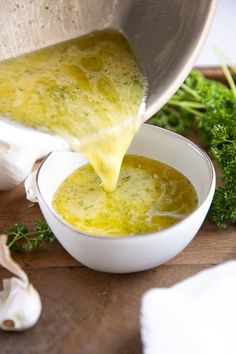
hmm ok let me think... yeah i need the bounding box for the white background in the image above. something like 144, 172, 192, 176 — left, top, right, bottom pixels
196, 0, 236, 66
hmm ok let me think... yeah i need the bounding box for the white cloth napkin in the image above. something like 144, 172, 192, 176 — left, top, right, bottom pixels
141, 261, 236, 354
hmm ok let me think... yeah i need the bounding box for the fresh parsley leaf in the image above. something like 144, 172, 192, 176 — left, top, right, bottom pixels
4, 220, 56, 252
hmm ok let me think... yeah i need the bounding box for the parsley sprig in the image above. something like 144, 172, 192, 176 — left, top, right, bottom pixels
149, 63, 236, 228
4, 220, 55, 252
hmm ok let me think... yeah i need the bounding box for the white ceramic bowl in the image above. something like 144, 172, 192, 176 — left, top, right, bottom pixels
31, 124, 215, 273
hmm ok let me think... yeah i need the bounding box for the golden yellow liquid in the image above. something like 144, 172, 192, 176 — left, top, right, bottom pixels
53, 155, 198, 236
0, 30, 146, 191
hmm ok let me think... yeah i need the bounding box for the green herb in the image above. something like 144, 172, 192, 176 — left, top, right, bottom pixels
149, 71, 205, 135
149, 66, 236, 228
4, 220, 55, 252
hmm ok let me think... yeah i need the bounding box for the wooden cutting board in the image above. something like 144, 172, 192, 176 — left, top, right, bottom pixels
0, 69, 235, 354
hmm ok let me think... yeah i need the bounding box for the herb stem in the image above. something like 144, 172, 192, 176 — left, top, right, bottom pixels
182, 83, 202, 100
7, 234, 20, 249
168, 100, 205, 109
167, 100, 204, 117
214, 47, 236, 99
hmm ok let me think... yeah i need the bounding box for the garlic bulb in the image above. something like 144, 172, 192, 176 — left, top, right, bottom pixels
0, 141, 42, 191
0, 235, 42, 331
0, 118, 69, 191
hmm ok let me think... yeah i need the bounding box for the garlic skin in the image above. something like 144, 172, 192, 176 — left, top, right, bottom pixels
0, 235, 42, 331
24, 171, 38, 203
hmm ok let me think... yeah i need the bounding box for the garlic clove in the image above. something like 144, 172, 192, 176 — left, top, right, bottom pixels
24, 171, 38, 203
0, 235, 42, 331
0, 278, 42, 331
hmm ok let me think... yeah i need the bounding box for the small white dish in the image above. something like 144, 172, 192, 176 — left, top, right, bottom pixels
28, 124, 215, 273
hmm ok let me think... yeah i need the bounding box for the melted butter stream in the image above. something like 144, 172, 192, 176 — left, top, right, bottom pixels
53, 155, 198, 236
0, 30, 146, 191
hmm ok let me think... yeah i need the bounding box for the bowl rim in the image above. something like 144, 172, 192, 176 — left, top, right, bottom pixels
36, 124, 216, 241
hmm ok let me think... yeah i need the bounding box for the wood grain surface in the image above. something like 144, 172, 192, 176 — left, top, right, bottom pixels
196, 67, 236, 84
0, 69, 236, 354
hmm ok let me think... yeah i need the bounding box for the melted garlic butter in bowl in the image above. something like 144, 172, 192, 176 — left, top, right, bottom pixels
33, 124, 215, 273
52, 154, 197, 237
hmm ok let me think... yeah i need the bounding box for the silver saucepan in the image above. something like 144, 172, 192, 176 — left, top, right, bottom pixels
0, 0, 217, 189
0, 0, 217, 119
